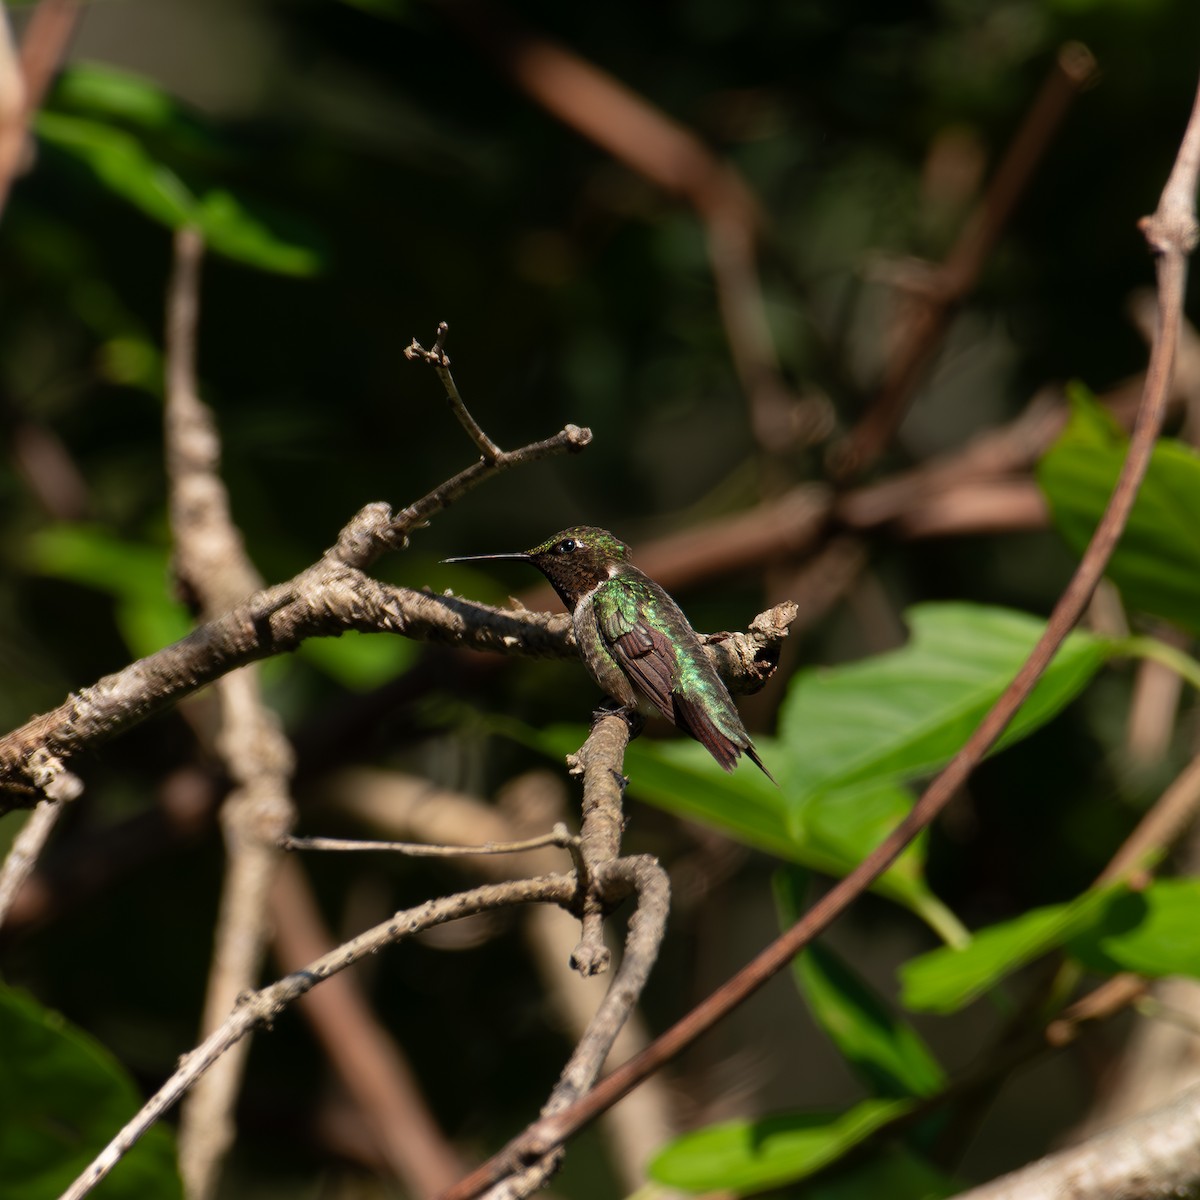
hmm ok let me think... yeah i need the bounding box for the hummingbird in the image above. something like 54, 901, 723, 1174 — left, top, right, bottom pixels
445, 526, 774, 781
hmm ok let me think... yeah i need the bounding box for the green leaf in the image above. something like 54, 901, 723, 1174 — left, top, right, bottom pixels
775, 603, 1111, 799
194, 190, 322, 277
35, 111, 195, 228
298, 631, 417, 690
777, 872, 945, 1099
0, 986, 182, 1200
1039, 386, 1200, 634
52, 62, 197, 135
35, 113, 322, 276
648, 1098, 915, 1194
1068, 879, 1200, 977
24, 525, 190, 660
899, 887, 1121, 1013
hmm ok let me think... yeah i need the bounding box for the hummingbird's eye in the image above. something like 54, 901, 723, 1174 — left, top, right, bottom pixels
558, 538, 578, 554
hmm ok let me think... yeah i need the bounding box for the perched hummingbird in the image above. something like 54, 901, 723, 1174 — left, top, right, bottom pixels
445, 526, 774, 781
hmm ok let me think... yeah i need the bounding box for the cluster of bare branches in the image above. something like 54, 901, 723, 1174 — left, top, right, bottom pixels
3, 3, 1200, 1199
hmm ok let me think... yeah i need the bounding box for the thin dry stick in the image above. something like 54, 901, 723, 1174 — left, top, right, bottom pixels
438, 69, 1200, 1200
0, 748, 80, 924
282, 827, 577, 857
1096, 750, 1200, 886
0, 795, 66, 921
492, 851, 671, 1200
57, 874, 579, 1200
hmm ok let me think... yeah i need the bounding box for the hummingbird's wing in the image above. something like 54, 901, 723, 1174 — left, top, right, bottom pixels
593, 576, 679, 723
594, 575, 775, 780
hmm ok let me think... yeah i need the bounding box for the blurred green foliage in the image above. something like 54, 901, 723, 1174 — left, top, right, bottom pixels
0, 985, 181, 1200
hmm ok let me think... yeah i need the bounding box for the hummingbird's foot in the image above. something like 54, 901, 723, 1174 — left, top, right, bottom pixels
593, 700, 645, 741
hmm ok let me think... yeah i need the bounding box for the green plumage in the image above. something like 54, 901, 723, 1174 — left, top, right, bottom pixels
446, 526, 774, 781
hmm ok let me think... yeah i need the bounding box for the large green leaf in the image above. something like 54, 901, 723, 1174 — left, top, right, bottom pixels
899, 886, 1121, 1013
1039, 388, 1200, 634
1068, 879, 1200, 978
647, 1098, 915, 1194
775, 603, 1111, 798
0, 986, 182, 1200
777, 872, 945, 1099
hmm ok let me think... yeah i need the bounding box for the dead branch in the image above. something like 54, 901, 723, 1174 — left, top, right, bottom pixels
0, 583, 789, 814
162, 228, 298, 1200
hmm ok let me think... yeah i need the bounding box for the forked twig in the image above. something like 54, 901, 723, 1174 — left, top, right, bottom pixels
406, 321, 504, 461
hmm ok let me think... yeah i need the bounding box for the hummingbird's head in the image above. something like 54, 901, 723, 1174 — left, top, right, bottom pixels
444, 527, 631, 610
524, 527, 631, 608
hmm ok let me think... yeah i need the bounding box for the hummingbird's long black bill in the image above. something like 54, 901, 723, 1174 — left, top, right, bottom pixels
442, 552, 532, 564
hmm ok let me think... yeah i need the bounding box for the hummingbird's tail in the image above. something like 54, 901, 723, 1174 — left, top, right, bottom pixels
673, 693, 777, 785
746, 744, 778, 787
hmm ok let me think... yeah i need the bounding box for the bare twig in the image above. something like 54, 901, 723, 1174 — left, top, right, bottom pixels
281, 826, 577, 858
0, 797, 65, 922
438, 64, 1200, 1200
382, 424, 593, 566
405, 322, 504, 461
484, 853, 670, 1200
1095, 750, 1200, 886
57, 873, 580, 1200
